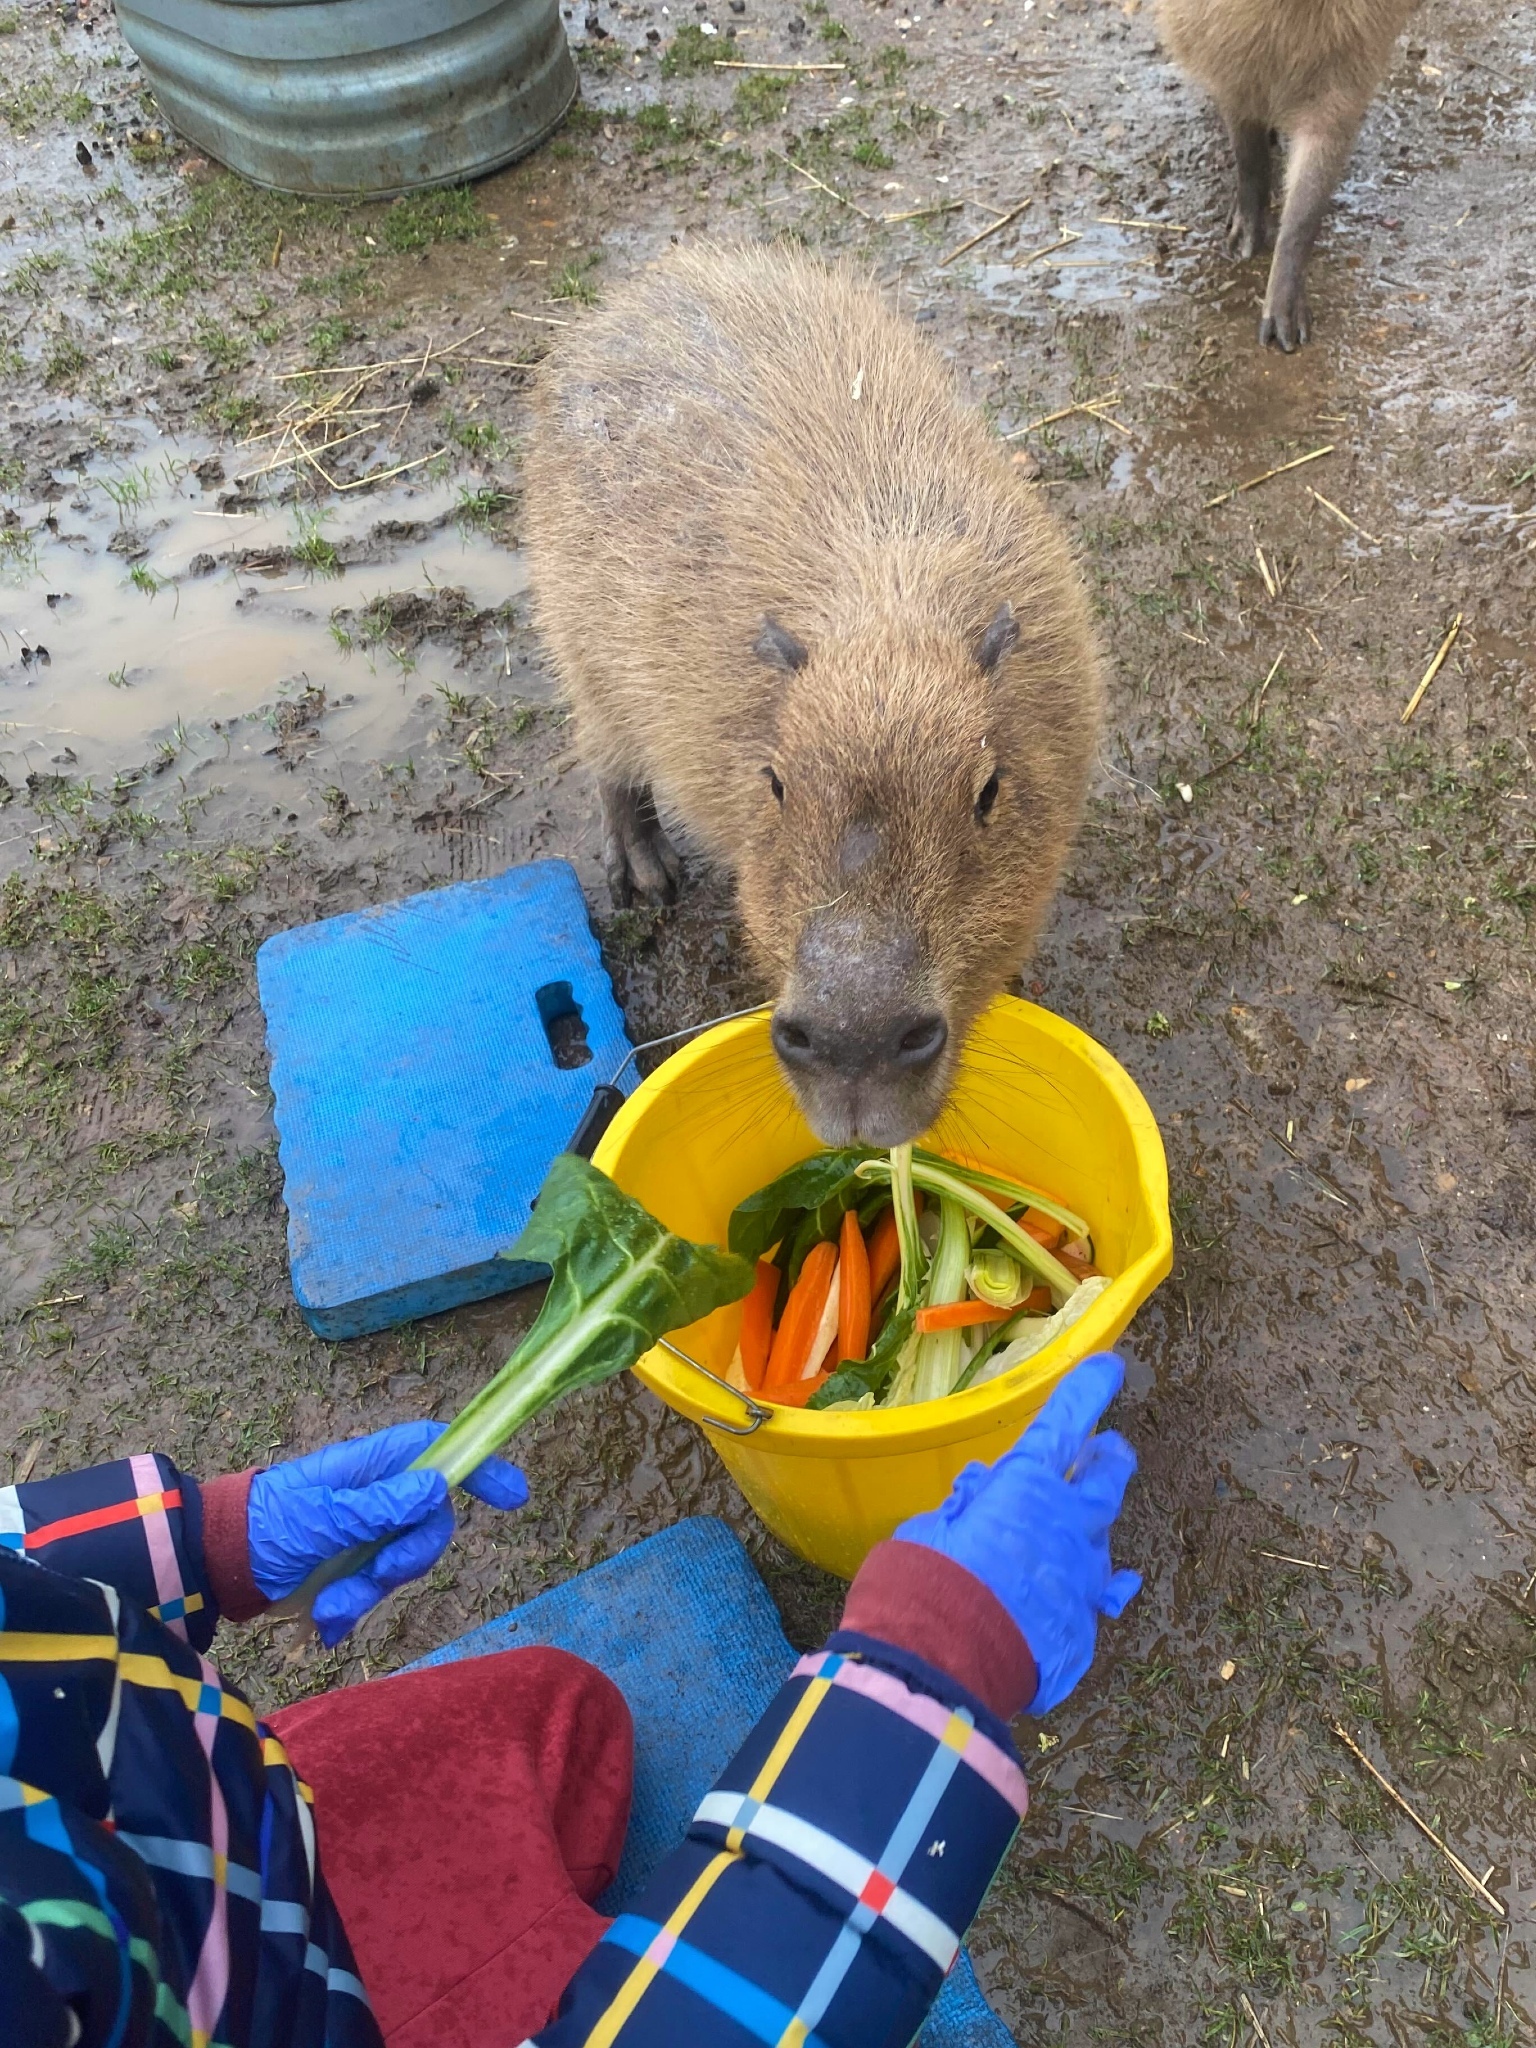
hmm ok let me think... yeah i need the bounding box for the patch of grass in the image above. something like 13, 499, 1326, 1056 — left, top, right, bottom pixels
10, 249, 65, 298
129, 563, 168, 598
734, 74, 791, 127
0, 13, 18, 33
147, 344, 183, 371
203, 1147, 281, 1219
819, 16, 849, 39
85, 1224, 138, 1284
872, 44, 908, 85
551, 257, 601, 305
445, 412, 503, 455
631, 97, 716, 158
291, 510, 340, 578
455, 484, 508, 529
305, 315, 356, 367
99, 465, 157, 517
0, 454, 21, 493
380, 185, 487, 253
0, 520, 37, 579
211, 393, 261, 433
42, 335, 87, 387
660, 22, 716, 75
195, 318, 250, 372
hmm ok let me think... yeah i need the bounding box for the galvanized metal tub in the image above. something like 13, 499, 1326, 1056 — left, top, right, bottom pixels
114, 0, 578, 198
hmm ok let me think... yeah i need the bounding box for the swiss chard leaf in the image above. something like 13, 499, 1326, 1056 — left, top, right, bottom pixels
728, 1147, 873, 1264
426, 1155, 754, 1484
808, 1300, 916, 1410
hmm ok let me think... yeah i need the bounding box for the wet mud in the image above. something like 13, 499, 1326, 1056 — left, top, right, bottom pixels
0, 0, 1533, 2036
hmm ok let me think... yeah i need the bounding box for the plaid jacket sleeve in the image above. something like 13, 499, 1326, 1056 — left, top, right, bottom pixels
0, 1459, 382, 2048
529, 1632, 1028, 2048
0, 1453, 217, 1652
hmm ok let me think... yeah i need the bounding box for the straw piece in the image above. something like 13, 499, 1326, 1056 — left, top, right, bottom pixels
1255, 1549, 1331, 1570
1239, 1994, 1274, 2048
1248, 652, 1283, 728
1400, 613, 1462, 723
765, 145, 873, 220
1329, 1721, 1504, 1914
1307, 485, 1381, 546
1003, 391, 1120, 441
713, 58, 846, 70
1096, 215, 1189, 233
1205, 444, 1334, 510
939, 198, 1032, 267
882, 201, 963, 224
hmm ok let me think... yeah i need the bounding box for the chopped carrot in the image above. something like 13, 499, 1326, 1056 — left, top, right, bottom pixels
914, 1298, 1014, 1335
738, 1258, 780, 1392
766, 1239, 838, 1390
1021, 1285, 1053, 1313
865, 1206, 901, 1303
1021, 1208, 1067, 1252
1057, 1249, 1102, 1283
838, 1209, 871, 1363
763, 1368, 833, 1409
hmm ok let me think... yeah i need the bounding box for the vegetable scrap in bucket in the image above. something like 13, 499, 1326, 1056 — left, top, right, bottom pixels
725, 1143, 1109, 1411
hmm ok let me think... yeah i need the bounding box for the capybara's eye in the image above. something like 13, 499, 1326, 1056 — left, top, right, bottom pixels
974, 770, 1000, 823
762, 766, 786, 806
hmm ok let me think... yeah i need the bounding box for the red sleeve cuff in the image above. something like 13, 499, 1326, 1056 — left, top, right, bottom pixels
199, 1470, 269, 1624
840, 1539, 1038, 1721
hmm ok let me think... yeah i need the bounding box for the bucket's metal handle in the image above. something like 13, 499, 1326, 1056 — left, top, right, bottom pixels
659, 1338, 771, 1436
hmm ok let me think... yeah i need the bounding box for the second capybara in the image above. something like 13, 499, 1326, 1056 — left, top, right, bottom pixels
1157, 0, 1419, 349
522, 241, 1103, 1148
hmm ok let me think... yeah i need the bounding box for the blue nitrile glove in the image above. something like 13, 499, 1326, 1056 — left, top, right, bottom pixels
247, 1421, 528, 1647
895, 1352, 1140, 1713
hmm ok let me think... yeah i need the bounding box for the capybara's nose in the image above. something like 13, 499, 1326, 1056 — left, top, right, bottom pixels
894, 1014, 948, 1071
772, 1010, 948, 1078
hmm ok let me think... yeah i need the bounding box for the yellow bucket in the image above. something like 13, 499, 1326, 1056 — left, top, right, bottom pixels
592, 996, 1172, 1579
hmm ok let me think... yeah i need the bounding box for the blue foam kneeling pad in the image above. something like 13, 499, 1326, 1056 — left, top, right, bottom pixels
257, 860, 631, 1339
408, 1517, 1016, 2048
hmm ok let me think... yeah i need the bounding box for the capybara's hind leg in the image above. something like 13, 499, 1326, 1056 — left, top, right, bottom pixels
1260, 99, 1365, 350
1225, 115, 1272, 259
600, 780, 682, 907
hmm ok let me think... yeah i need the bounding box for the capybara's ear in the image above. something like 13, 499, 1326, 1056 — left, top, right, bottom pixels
975, 602, 1020, 673
754, 616, 810, 672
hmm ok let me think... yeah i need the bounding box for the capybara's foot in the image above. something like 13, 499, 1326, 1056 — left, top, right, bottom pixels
1259, 270, 1311, 351
1226, 191, 1269, 260
600, 781, 682, 907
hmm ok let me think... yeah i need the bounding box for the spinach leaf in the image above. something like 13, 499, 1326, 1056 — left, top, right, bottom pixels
728, 1146, 872, 1264
808, 1300, 916, 1411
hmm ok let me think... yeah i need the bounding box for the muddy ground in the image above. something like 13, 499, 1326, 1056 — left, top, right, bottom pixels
0, 0, 1533, 2036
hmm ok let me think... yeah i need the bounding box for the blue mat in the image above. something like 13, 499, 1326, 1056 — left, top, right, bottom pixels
409, 1517, 1015, 2047
257, 860, 631, 1339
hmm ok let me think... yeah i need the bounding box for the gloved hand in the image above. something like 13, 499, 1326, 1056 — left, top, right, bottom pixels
895, 1352, 1140, 1713
247, 1421, 528, 1647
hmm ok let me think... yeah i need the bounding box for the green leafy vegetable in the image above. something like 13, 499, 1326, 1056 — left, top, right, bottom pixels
809, 1299, 916, 1409
728, 1146, 871, 1264
427, 1154, 755, 1484
913, 1147, 1088, 1242
859, 1155, 1076, 1300
285, 1157, 753, 1619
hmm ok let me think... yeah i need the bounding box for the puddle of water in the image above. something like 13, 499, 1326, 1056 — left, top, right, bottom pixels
0, 433, 523, 781
974, 219, 1179, 314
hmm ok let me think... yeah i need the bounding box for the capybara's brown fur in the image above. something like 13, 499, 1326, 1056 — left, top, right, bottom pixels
523, 242, 1103, 1146
1157, 0, 1418, 348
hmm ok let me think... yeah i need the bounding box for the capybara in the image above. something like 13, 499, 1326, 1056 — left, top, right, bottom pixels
523, 242, 1103, 1147
1157, 0, 1418, 349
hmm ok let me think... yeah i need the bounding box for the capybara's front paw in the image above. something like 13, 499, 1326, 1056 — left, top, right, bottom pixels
1259, 271, 1311, 351
1225, 194, 1269, 260
601, 786, 682, 907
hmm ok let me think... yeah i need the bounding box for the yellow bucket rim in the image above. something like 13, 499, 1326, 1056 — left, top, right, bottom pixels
598, 1000, 1173, 1458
